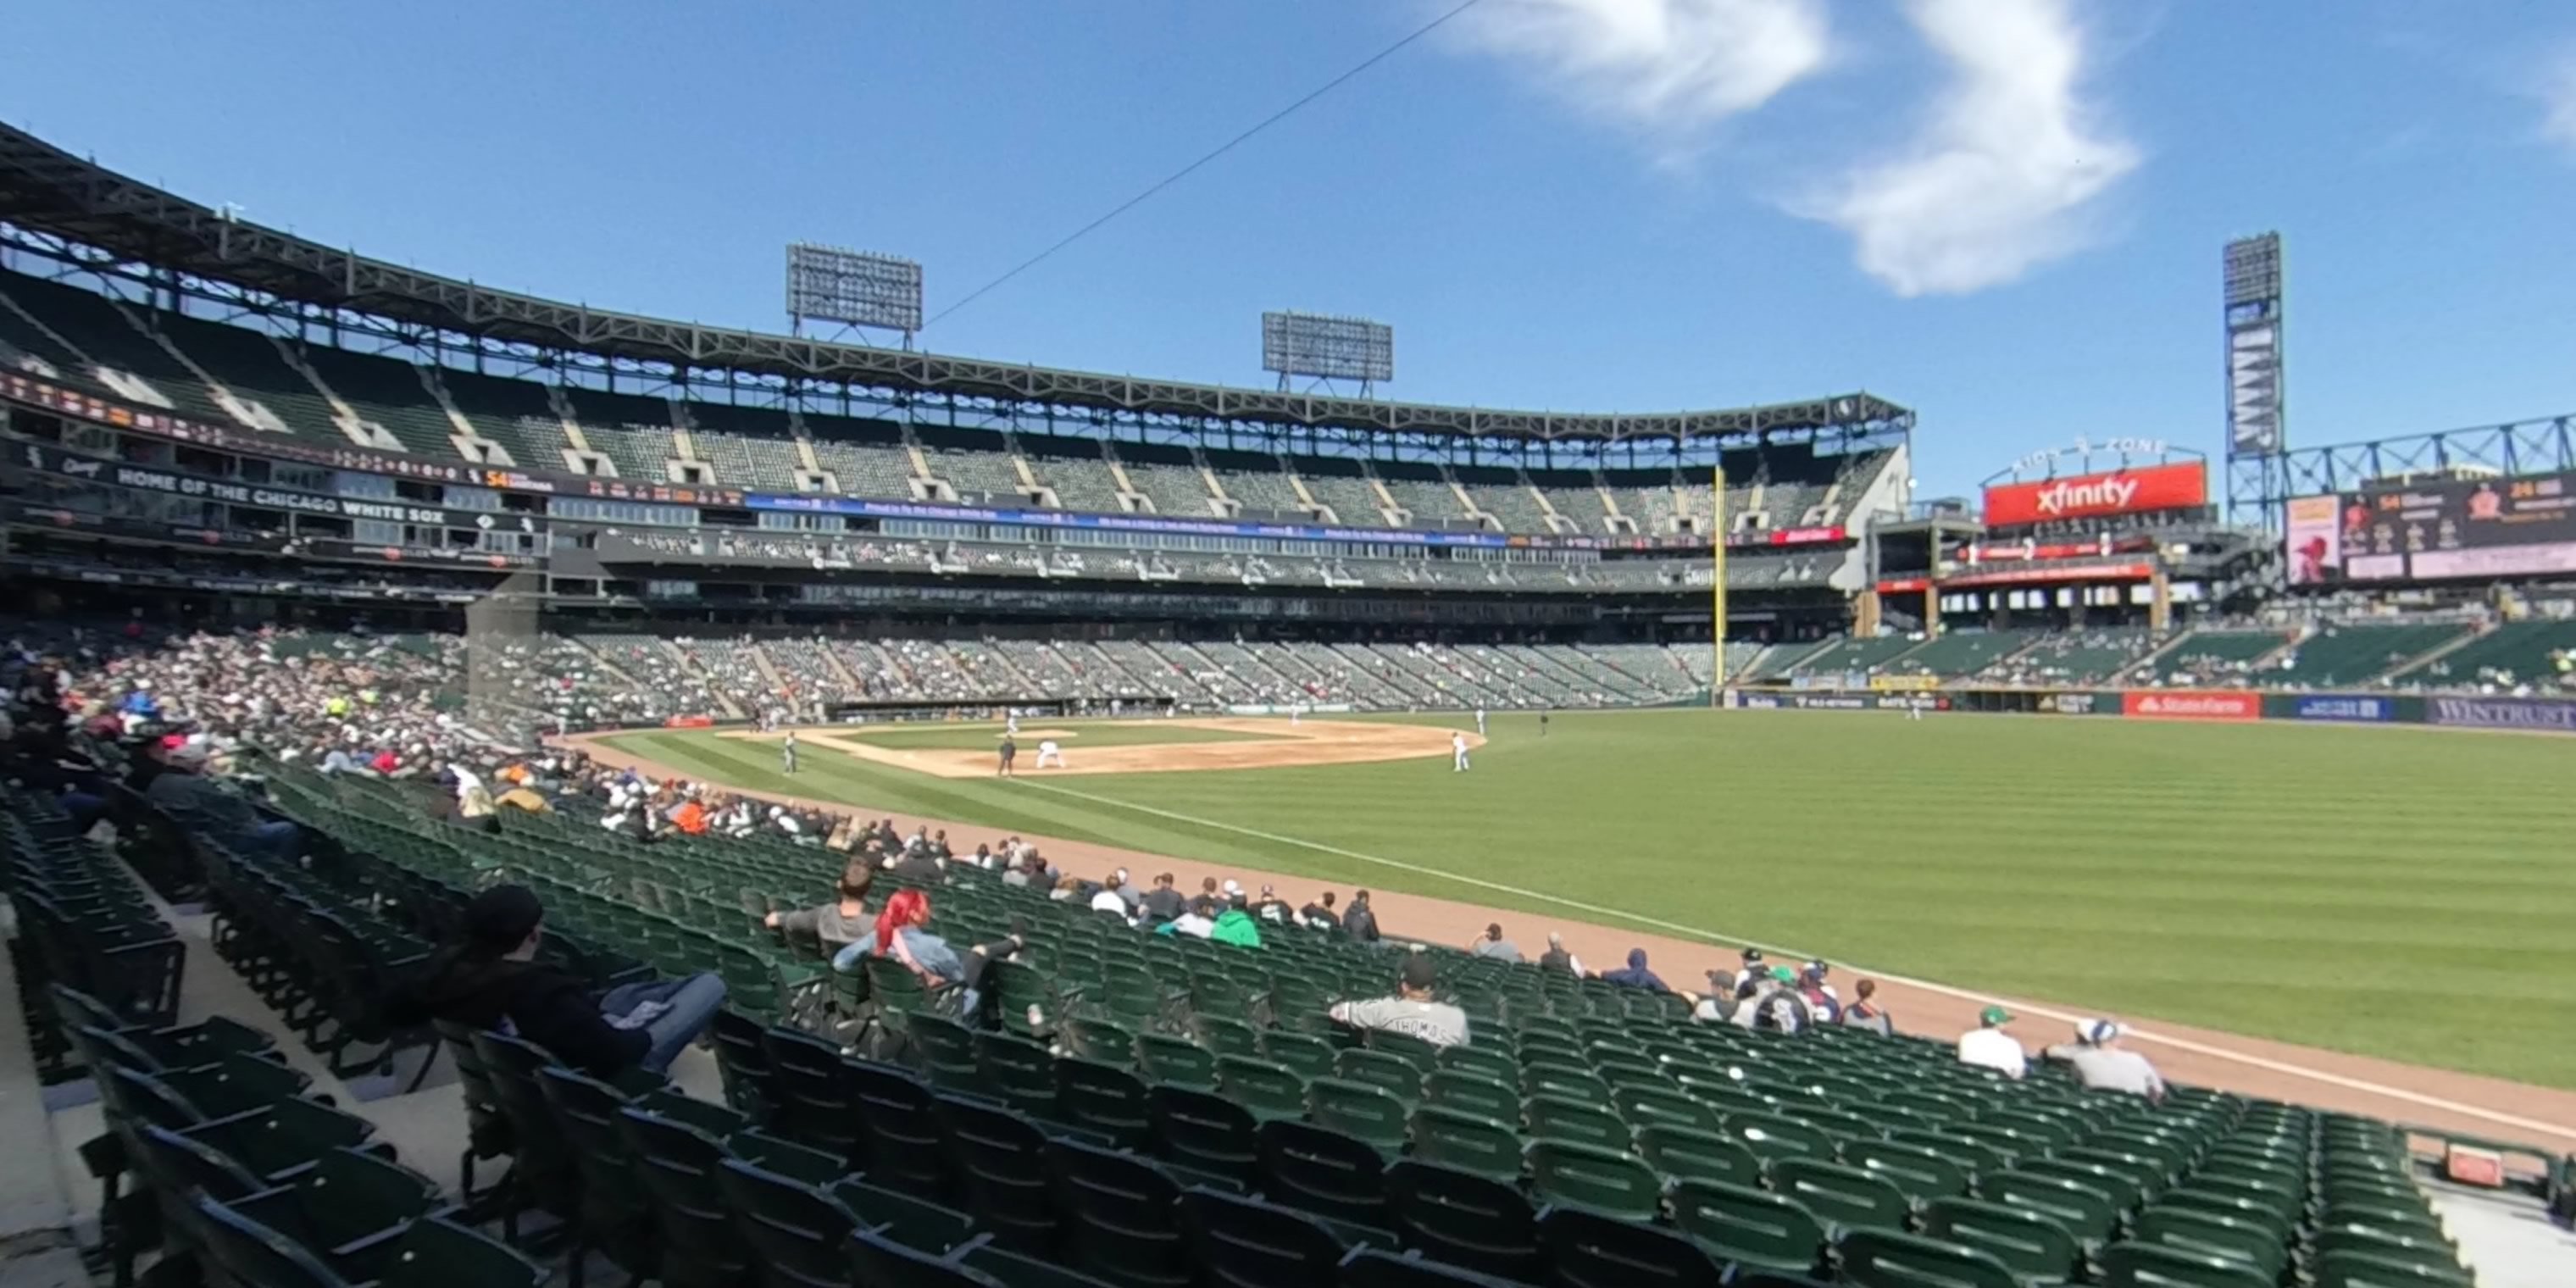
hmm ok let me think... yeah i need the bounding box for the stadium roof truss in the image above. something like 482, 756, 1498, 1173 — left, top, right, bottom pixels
2258, 414, 2576, 500
0, 124, 1910, 453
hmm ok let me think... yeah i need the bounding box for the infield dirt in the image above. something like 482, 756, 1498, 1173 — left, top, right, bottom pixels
724, 717, 1477, 778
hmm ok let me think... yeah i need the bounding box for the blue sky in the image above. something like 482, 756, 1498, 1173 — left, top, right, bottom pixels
6, 1, 2574, 497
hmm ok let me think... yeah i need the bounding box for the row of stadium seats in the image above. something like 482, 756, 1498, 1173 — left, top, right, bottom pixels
15, 770, 2484, 1288
0, 270, 1896, 537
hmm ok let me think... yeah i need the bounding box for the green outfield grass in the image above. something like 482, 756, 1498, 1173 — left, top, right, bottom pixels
806, 719, 1277, 752
604, 709, 2576, 1087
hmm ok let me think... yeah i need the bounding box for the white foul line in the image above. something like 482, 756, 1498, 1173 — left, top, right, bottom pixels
1012, 776, 2576, 1144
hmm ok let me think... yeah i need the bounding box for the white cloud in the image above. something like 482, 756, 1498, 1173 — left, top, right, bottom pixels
1457, 0, 1833, 134
2538, 48, 2576, 153
1808, 0, 2138, 296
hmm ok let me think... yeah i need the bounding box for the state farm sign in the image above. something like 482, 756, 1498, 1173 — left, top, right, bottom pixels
1984, 463, 2207, 527
2121, 691, 2260, 722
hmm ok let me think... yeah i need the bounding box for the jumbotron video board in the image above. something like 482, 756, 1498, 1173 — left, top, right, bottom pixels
2287, 470, 2576, 584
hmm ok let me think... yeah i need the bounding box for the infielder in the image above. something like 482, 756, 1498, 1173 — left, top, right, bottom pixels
997, 734, 1017, 777
1474, 707, 1486, 736
1451, 730, 1471, 773
780, 730, 797, 774
1006, 710, 1020, 736
1035, 738, 1067, 769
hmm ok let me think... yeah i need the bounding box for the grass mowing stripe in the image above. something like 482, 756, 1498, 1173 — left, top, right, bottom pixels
1006, 775, 2576, 1142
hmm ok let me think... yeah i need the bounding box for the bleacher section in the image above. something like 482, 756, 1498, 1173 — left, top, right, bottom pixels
1024, 440, 1124, 515
1879, 631, 2037, 680
1298, 458, 1390, 528
1779, 636, 1922, 679
1974, 629, 2153, 688
11, 766, 2490, 1288
810, 434, 920, 501
1375, 461, 1463, 529
2253, 622, 2473, 691
2138, 630, 2290, 687
2389, 618, 2576, 693
1204, 449, 1309, 518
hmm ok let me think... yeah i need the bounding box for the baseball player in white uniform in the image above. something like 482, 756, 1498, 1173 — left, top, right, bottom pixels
1451, 730, 1471, 773
1474, 707, 1486, 736
1006, 710, 1020, 736
780, 730, 798, 774
1035, 738, 1067, 769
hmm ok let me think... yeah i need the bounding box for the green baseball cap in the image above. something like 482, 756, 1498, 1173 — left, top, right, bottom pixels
1980, 1005, 2012, 1026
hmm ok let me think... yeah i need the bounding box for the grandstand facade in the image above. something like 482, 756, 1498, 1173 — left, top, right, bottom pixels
0, 122, 1910, 679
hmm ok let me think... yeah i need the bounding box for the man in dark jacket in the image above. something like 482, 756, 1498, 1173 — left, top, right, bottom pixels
387, 885, 724, 1077
1343, 890, 1381, 945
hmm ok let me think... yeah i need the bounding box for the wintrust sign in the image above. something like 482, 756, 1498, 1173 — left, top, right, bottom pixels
1984, 463, 2208, 527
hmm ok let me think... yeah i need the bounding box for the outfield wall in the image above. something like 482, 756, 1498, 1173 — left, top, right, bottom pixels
1726, 688, 2576, 733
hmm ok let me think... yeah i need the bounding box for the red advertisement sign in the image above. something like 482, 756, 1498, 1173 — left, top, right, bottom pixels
1944, 561, 2154, 589
2120, 691, 2260, 722
1983, 463, 2208, 527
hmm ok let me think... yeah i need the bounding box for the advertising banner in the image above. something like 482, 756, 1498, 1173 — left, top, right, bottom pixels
2043, 691, 2115, 716
2285, 495, 2340, 586
2121, 691, 2260, 721
2288, 694, 2396, 723
2425, 697, 2576, 733
1733, 692, 1785, 709
1942, 562, 2154, 589
1982, 462, 2208, 527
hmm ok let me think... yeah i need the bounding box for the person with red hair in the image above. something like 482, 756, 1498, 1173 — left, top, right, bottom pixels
833, 886, 966, 992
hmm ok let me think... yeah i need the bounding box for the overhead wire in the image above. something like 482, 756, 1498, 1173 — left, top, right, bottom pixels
924, 0, 1488, 330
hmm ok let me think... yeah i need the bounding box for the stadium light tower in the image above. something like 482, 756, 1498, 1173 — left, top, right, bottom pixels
1261, 310, 1394, 397
786, 242, 924, 349
2222, 232, 2285, 530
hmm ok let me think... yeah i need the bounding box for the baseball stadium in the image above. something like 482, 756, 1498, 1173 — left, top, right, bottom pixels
3, 45, 2574, 1288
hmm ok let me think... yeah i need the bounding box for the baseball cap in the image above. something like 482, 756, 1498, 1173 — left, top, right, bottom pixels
1741, 947, 1764, 963
2079, 1019, 2122, 1045
1770, 965, 1796, 984
1980, 1005, 2012, 1026
465, 885, 544, 952
1222, 880, 1242, 897
1399, 953, 1439, 991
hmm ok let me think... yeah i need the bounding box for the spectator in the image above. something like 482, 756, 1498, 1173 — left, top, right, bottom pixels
890, 843, 944, 884
1107, 867, 1141, 911
1843, 979, 1892, 1035
1186, 876, 1222, 919
765, 860, 876, 951
1251, 885, 1292, 925
1957, 1005, 2027, 1080
1537, 932, 1584, 975
1209, 893, 1262, 948
146, 745, 300, 860
1140, 874, 1185, 923
1796, 963, 1841, 1024
1602, 947, 1668, 992
1343, 890, 1381, 944
1000, 854, 1034, 888
1327, 953, 1468, 1047
1465, 923, 1522, 963
2048, 1019, 2166, 1102
1730, 947, 1767, 994
1300, 891, 1341, 934
1089, 880, 1133, 918
835, 889, 968, 1002
387, 885, 724, 1077
1740, 965, 1813, 1033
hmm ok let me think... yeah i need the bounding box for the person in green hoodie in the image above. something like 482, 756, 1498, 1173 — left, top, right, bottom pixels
1157, 891, 1263, 949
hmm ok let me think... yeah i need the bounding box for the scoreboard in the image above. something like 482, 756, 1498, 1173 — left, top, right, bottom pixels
2288, 470, 2576, 584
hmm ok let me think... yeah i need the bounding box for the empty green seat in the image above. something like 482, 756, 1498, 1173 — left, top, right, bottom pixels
2132, 1205, 2290, 1282
1635, 1124, 1763, 1189
1423, 1070, 1519, 1122
1838, 1228, 2020, 1288
1922, 1196, 2079, 1285
1524, 1138, 1662, 1224
1668, 1179, 1825, 1277
2098, 1241, 2276, 1288
1526, 1093, 1633, 1152
1218, 1056, 1310, 1123
1770, 1158, 1911, 1235
1410, 1107, 1524, 1184
1307, 1077, 1411, 1156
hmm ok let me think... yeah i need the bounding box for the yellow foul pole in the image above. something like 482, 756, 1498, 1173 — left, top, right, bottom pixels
1711, 466, 1728, 702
